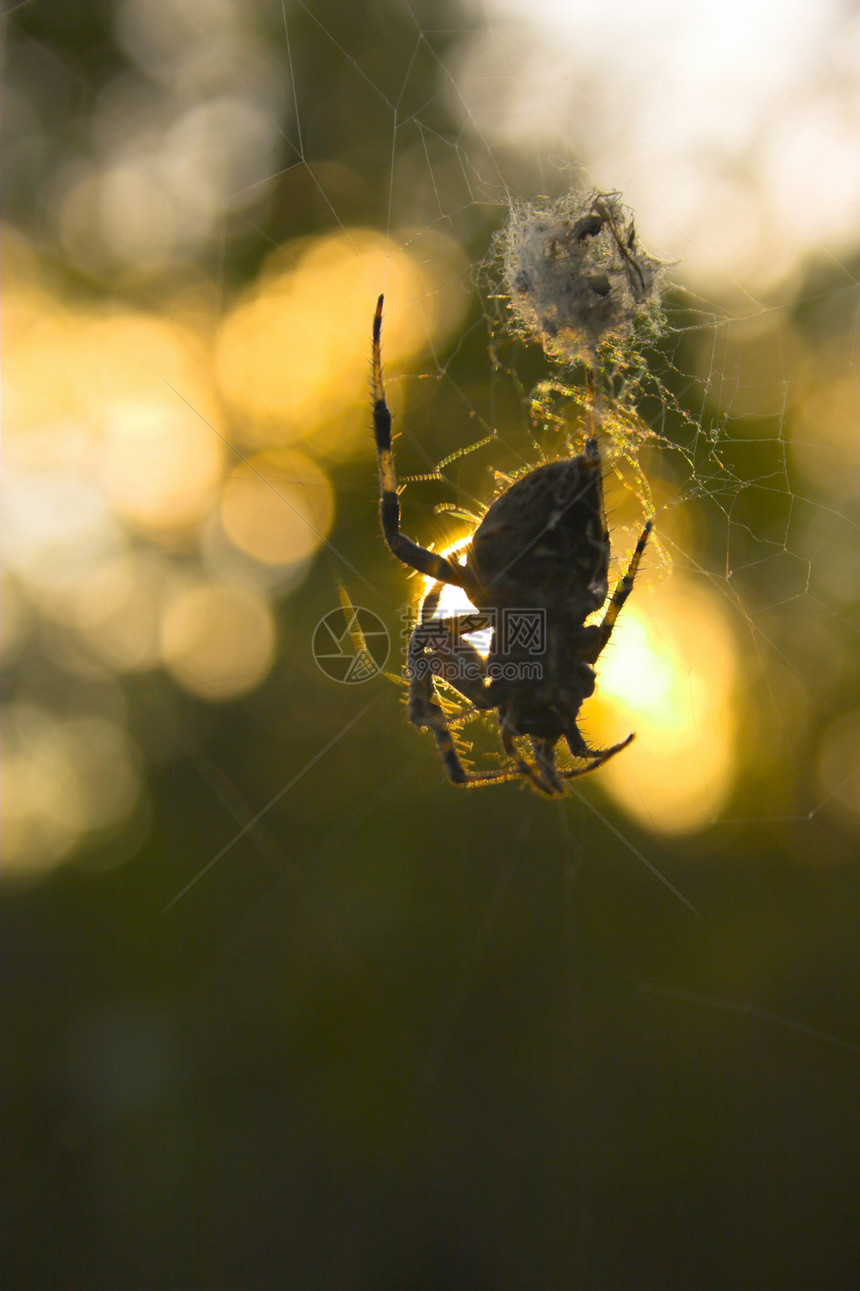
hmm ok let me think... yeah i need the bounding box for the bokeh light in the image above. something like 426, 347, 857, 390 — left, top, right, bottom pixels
52, 0, 287, 275
5, 264, 225, 541
159, 579, 277, 700
587, 574, 739, 833
215, 229, 467, 456
2, 706, 141, 876
2, 0, 855, 874
3, 215, 466, 874
72, 553, 172, 673
791, 368, 860, 494
482, 0, 859, 290
219, 449, 335, 567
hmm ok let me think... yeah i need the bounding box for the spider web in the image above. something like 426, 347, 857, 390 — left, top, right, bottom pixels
4, 5, 860, 1281
186, 0, 859, 1060
254, 0, 859, 838
4, 2, 858, 904
5, 0, 858, 852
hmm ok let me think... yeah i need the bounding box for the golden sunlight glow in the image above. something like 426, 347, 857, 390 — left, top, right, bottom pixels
88, 314, 224, 534
5, 277, 225, 538
100, 389, 223, 534
588, 575, 739, 833
1, 706, 141, 876
219, 449, 335, 566
424, 541, 740, 833
484, 0, 858, 288
160, 580, 276, 699
422, 537, 474, 601
4, 294, 94, 441
73, 554, 170, 672
214, 229, 466, 457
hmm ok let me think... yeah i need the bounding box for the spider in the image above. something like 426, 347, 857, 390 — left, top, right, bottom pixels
372, 295, 652, 795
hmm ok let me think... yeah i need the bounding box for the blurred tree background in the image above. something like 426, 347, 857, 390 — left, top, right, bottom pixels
4, 0, 859, 1287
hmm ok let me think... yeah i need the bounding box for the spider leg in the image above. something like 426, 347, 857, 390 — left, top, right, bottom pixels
499, 720, 537, 786
585, 518, 652, 664
373, 297, 471, 589
406, 596, 513, 788
407, 608, 495, 723
559, 731, 635, 779
530, 736, 565, 796
418, 699, 512, 788
417, 704, 519, 789
497, 721, 562, 796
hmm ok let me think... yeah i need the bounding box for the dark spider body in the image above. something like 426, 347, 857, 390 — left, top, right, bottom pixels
467, 459, 612, 743
372, 295, 651, 794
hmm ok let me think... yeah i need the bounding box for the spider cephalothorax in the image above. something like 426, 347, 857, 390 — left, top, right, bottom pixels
372, 295, 651, 794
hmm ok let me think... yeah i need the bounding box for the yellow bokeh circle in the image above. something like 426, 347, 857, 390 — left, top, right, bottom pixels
588, 574, 740, 834
219, 449, 335, 566
215, 228, 465, 455
160, 581, 276, 700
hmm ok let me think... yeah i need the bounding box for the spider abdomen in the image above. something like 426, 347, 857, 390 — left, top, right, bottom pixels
467, 458, 609, 611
